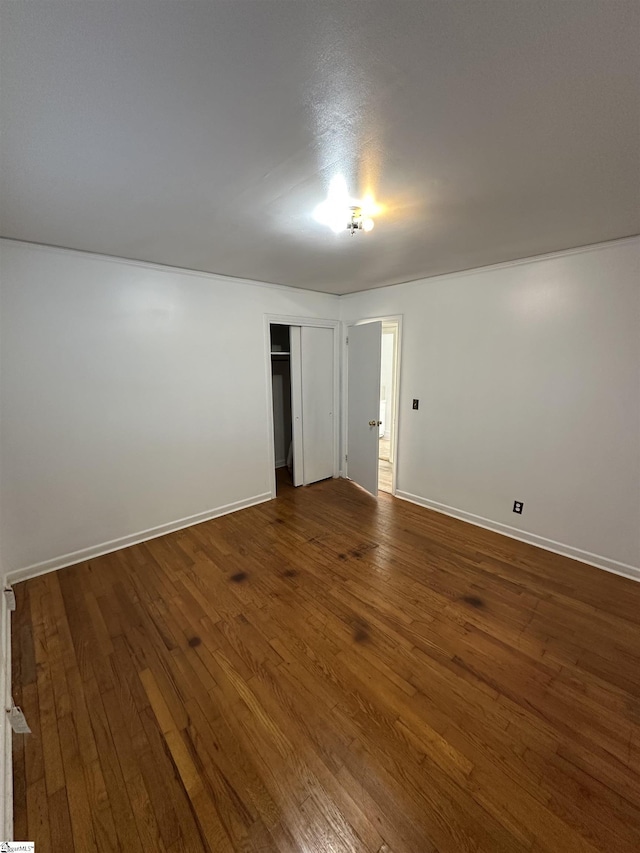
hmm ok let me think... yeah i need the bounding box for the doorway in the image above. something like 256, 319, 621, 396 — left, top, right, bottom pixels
345, 315, 401, 497
267, 317, 339, 496
378, 321, 399, 493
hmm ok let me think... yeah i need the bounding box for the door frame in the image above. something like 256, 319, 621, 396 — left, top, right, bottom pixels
342, 314, 403, 495
264, 314, 340, 499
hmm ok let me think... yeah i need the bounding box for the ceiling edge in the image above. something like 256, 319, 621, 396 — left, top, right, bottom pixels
340, 234, 640, 298
0, 237, 338, 297
2, 233, 638, 299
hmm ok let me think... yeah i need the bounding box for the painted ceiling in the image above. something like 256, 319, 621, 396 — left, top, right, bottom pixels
1, 1, 639, 293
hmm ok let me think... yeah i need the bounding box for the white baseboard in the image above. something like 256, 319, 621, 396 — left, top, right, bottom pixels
0, 588, 13, 841
395, 491, 640, 584
275, 459, 287, 469
5, 492, 272, 586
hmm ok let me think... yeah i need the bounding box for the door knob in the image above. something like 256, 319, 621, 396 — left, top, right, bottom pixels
369, 420, 383, 427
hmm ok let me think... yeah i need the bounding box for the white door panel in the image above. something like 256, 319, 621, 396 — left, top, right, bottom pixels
300, 326, 334, 485
347, 322, 382, 495
289, 326, 304, 487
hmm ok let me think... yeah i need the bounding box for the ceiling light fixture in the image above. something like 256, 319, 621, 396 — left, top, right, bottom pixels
347, 206, 375, 235
313, 176, 377, 235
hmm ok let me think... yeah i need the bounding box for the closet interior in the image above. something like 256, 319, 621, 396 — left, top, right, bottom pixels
270, 324, 293, 489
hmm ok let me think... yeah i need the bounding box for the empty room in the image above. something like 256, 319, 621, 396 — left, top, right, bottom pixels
1, 1, 639, 851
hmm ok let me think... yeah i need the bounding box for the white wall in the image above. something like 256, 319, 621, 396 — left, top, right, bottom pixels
0, 241, 339, 576
341, 238, 640, 577
2, 237, 639, 581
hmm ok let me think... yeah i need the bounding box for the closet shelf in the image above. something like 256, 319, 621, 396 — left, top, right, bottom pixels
271, 351, 291, 356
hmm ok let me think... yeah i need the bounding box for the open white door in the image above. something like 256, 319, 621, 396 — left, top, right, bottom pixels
347, 322, 382, 495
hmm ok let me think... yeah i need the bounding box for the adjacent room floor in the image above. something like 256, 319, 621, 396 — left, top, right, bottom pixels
11, 476, 640, 852
378, 436, 393, 494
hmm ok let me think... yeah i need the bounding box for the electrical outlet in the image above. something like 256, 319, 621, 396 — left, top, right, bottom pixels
412, 399, 419, 410
513, 500, 523, 514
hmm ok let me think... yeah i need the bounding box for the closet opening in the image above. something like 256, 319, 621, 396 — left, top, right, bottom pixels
270, 324, 293, 493
267, 316, 337, 497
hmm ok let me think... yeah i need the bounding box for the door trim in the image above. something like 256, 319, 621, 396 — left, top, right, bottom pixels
264, 315, 340, 499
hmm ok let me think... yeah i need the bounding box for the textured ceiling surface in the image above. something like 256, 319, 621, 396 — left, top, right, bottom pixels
1, 1, 639, 294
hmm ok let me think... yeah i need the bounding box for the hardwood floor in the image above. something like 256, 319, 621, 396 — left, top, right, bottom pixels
11, 475, 640, 852
378, 437, 392, 493
378, 460, 393, 494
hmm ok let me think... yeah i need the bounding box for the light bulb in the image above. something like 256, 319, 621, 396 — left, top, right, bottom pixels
362, 217, 375, 232
329, 213, 346, 234
315, 201, 344, 232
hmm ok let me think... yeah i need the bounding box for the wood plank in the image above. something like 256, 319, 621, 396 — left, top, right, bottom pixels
12, 474, 640, 851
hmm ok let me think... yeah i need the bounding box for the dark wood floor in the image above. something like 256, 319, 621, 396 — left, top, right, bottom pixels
11, 474, 640, 851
